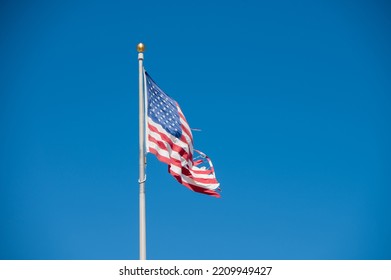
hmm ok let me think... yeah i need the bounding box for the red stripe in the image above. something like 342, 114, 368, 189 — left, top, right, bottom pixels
189, 169, 215, 175
148, 122, 192, 152
148, 143, 190, 172
149, 144, 218, 184
149, 139, 218, 182
179, 117, 193, 144
149, 148, 219, 192
174, 167, 219, 184
148, 124, 193, 162
170, 171, 221, 198
148, 134, 192, 165
148, 147, 172, 166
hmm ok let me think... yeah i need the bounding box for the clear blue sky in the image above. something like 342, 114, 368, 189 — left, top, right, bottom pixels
1, 0, 390, 260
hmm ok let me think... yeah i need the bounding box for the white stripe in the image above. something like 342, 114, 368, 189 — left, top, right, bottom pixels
147, 127, 192, 154
147, 118, 194, 154
148, 131, 190, 160
169, 163, 219, 183
168, 166, 219, 190
147, 137, 197, 172
148, 141, 218, 182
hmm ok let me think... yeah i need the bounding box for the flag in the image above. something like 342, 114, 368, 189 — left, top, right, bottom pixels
144, 71, 221, 197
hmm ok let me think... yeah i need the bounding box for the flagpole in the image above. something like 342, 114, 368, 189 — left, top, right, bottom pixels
137, 42, 146, 260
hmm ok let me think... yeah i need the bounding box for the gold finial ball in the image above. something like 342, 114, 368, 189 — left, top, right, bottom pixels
137, 43, 145, 53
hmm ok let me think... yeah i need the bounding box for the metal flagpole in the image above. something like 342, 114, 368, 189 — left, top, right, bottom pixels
137, 43, 146, 260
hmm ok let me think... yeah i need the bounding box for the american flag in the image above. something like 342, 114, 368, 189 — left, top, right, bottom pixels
144, 71, 220, 197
